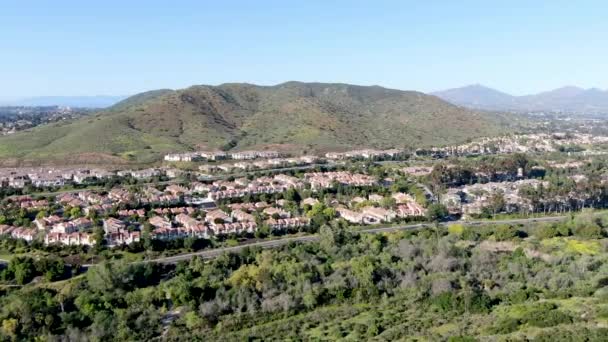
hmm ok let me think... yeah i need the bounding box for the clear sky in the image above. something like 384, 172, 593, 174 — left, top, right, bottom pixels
1, 0, 606, 98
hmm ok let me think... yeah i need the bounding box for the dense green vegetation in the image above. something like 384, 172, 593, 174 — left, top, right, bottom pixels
1, 213, 608, 341
0, 82, 515, 164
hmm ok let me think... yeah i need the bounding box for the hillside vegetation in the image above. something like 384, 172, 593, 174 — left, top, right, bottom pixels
0, 82, 516, 165
2, 215, 608, 340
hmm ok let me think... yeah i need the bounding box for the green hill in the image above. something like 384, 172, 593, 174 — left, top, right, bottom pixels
0, 82, 518, 165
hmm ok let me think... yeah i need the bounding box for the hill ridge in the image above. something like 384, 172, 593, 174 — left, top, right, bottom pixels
433, 84, 608, 113
0, 82, 516, 165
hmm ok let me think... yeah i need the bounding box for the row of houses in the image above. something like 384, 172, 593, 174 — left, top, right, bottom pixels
0, 225, 36, 241
304, 171, 377, 190
325, 149, 403, 160
333, 191, 427, 224
336, 204, 424, 225
45, 232, 95, 246
419, 133, 608, 159
207, 174, 304, 200
165, 150, 282, 162
0, 167, 112, 189
147, 204, 310, 240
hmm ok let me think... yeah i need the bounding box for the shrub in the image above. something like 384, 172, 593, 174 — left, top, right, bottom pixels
493, 225, 517, 241
489, 317, 519, 334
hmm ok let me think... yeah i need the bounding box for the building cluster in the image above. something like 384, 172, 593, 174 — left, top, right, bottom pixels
229, 156, 319, 171
0, 166, 187, 190
0, 167, 433, 247
0, 167, 112, 188
418, 133, 608, 158
201, 171, 376, 200
442, 179, 548, 217
202, 174, 301, 200
547, 160, 587, 169
11, 196, 49, 209
116, 168, 162, 179
336, 192, 426, 224
401, 166, 433, 177
148, 204, 310, 240
0, 106, 82, 135
198, 156, 320, 174
0, 225, 37, 241
325, 149, 403, 160
304, 171, 377, 190
164, 150, 281, 162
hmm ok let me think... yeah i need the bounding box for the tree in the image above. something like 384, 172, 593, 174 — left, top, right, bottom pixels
255, 224, 271, 239
319, 225, 336, 253
426, 204, 449, 222
489, 191, 506, 216
93, 226, 106, 251
322, 207, 337, 220
69, 207, 82, 219
36, 210, 47, 220
88, 209, 98, 220
1, 318, 18, 340
8, 257, 35, 285
35, 257, 66, 282
380, 197, 396, 209
284, 188, 301, 203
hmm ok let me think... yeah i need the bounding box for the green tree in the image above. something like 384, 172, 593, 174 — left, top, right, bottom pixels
426, 203, 449, 222
284, 188, 301, 203
8, 257, 36, 285
1, 318, 18, 340
36, 210, 47, 220
69, 207, 82, 218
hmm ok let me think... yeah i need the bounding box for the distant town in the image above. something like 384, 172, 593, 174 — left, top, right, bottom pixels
0, 106, 92, 135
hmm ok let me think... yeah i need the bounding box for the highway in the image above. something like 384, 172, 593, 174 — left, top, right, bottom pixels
142, 215, 567, 264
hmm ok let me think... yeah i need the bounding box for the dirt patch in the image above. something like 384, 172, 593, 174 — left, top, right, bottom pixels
478, 240, 553, 262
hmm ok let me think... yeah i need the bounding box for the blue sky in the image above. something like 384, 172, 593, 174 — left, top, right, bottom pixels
1, 0, 606, 98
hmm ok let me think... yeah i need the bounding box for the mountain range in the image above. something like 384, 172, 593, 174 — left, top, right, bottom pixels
0, 96, 127, 108
0, 82, 518, 165
432, 84, 608, 114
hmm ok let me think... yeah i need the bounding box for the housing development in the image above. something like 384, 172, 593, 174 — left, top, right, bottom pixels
1, 168, 426, 247
3, 132, 608, 251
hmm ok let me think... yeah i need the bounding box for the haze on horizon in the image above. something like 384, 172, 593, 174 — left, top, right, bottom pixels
1, 0, 607, 98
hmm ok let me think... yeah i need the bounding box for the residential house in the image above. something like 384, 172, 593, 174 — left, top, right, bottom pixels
149, 216, 172, 229
103, 218, 126, 234
361, 207, 396, 224
263, 207, 291, 219
336, 208, 364, 224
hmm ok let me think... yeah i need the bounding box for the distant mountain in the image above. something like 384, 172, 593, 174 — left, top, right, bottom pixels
433, 85, 608, 114
0, 82, 517, 165
431, 84, 516, 111
6, 95, 128, 108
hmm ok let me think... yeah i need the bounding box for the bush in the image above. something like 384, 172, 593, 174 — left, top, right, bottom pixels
489, 317, 519, 334
573, 224, 602, 239
493, 225, 518, 241
525, 307, 572, 328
